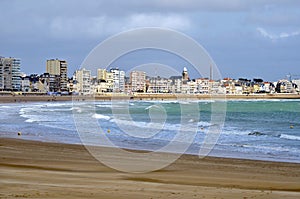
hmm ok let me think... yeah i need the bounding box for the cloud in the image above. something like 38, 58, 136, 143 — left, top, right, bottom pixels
148, 0, 300, 12
126, 14, 190, 30
247, 14, 300, 27
49, 14, 191, 39
257, 27, 300, 41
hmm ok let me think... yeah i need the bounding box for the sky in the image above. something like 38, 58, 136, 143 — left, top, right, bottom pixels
1, 0, 300, 81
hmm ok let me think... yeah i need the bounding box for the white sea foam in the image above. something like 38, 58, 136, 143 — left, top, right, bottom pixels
92, 113, 110, 120
197, 100, 216, 103
178, 101, 191, 104
0, 105, 11, 109
72, 107, 82, 113
280, 134, 300, 141
221, 129, 251, 136
45, 102, 72, 107
110, 118, 157, 129
197, 121, 211, 127
96, 104, 112, 108
110, 118, 199, 133
25, 118, 36, 123
143, 100, 179, 104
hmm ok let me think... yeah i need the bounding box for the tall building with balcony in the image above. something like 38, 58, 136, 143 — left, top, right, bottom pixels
106, 71, 114, 92
110, 68, 125, 92
130, 70, 146, 92
97, 68, 107, 81
46, 59, 68, 92
169, 76, 182, 93
74, 68, 91, 95
147, 76, 172, 93
0, 56, 21, 91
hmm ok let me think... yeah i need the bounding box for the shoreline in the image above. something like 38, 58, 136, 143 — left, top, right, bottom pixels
1, 137, 300, 198
3, 134, 300, 165
0, 93, 300, 103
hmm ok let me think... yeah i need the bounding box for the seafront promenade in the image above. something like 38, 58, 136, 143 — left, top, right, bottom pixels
0, 93, 300, 103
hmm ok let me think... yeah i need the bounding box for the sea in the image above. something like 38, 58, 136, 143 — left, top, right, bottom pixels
1, 99, 300, 163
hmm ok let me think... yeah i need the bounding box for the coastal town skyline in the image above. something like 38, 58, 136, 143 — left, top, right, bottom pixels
1, 56, 299, 95
1, 53, 299, 81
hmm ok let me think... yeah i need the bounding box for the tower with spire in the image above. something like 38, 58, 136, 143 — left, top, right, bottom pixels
182, 67, 189, 82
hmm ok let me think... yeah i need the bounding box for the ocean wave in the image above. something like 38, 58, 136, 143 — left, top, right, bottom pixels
97, 104, 135, 109
143, 100, 179, 104
221, 128, 251, 136
227, 99, 300, 102
92, 113, 110, 120
23, 114, 64, 123
198, 121, 211, 127
145, 104, 162, 110
45, 102, 73, 107
223, 143, 296, 153
96, 104, 112, 108
109, 118, 203, 133
280, 134, 300, 141
197, 100, 216, 103
110, 118, 161, 129
0, 105, 11, 109
25, 118, 36, 123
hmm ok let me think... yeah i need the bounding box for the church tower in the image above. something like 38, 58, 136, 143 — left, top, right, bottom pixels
182, 67, 189, 81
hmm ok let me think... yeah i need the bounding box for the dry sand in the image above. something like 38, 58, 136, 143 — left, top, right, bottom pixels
0, 138, 300, 198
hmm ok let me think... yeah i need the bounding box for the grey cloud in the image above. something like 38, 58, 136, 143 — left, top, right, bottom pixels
1, 0, 300, 80
247, 14, 300, 27
4, 0, 300, 19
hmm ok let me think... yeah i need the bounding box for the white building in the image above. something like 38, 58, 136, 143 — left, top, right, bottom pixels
209, 80, 223, 94
110, 68, 125, 92
170, 76, 182, 93
74, 68, 91, 95
130, 70, 146, 92
195, 78, 210, 94
147, 76, 172, 93
21, 76, 30, 92
292, 79, 300, 92
276, 79, 295, 93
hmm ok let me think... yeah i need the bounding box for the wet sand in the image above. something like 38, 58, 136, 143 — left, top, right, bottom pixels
1, 138, 300, 198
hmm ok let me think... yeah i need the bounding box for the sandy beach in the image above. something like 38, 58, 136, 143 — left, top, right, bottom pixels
0, 93, 300, 103
1, 138, 299, 198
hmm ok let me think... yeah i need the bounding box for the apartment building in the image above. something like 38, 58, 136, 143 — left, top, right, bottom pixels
0, 56, 21, 91
74, 68, 91, 95
130, 70, 146, 92
46, 59, 68, 92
